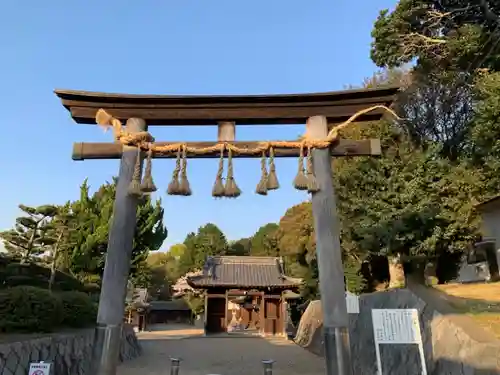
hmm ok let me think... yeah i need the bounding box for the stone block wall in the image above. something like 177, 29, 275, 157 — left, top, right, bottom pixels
295, 289, 500, 375
0, 324, 141, 375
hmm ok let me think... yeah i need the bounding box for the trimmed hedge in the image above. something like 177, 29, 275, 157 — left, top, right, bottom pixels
59, 291, 98, 328
0, 258, 87, 292
0, 286, 64, 333
0, 287, 98, 333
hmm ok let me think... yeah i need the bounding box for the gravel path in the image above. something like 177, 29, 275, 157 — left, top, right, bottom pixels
118, 330, 325, 375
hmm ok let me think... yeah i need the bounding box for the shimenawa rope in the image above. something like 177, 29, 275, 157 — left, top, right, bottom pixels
95, 106, 399, 198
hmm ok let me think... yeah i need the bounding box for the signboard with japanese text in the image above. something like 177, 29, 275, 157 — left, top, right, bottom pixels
371, 309, 427, 375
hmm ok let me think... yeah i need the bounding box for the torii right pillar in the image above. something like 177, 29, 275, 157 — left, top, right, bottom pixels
307, 115, 352, 375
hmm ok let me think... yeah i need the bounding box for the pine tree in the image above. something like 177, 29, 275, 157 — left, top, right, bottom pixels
0, 204, 58, 263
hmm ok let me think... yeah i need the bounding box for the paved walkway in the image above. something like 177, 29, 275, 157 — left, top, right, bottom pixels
118, 326, 326, 375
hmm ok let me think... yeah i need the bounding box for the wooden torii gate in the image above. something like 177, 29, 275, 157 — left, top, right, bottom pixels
55, 86, 398, 375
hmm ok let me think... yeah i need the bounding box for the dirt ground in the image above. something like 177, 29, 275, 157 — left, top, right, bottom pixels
117, 326, 326, 375
434, 282, 500, 339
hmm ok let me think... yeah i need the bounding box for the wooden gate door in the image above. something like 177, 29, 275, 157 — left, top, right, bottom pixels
264, 298, 281, 335
206, 297, 226, 334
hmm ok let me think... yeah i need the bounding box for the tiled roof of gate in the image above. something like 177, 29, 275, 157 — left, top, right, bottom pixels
186, 256, 302, 289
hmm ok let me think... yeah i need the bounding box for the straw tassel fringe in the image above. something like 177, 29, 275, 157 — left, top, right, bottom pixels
293, 145, 308, 191
178, 145, 192, 196
306, 146, 320, 193
212, 146, 225, 197
224, 148, 241, 198
266, 147, 279, 190
128, 147, 143, 197
167, 148, 182, 195
140, 147, 158, 193
255, 151, 269, 196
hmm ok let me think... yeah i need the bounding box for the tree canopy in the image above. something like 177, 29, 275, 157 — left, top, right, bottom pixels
176, 223, 228, 275
249, 223, 279, 257
371, 0, 500, 72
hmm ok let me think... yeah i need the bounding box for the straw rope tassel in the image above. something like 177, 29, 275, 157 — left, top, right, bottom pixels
140, 147, 158, 193
224, 148, 241, 198
266, 147, 279, 190
293, 145, 308, 190
255, 151, 269, 196
306, 146, 319, 193
128, 147, 143, 197
212, 145, 225, 197
179, 145, 192, 196
167, 148, 181, 195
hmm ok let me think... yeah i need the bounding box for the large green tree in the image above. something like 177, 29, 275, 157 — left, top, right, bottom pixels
57, 179, 167, 284
371, 1, 500, 161
275, 202, 366, 296
367, 2, 500, 284
336, 134, 481, 286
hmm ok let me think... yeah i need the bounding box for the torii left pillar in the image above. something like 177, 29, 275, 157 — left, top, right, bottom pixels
92, 118, 146, 375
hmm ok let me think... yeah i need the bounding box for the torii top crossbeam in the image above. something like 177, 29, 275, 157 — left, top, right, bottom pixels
54, 86, 398, 126
55, 86, 399, 160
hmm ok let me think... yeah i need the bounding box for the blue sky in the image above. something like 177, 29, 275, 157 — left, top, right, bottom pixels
0, 0, 396, 251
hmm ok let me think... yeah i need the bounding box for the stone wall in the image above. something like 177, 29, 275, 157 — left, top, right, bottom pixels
295, 289, 500, 375
0, 324, 141, 375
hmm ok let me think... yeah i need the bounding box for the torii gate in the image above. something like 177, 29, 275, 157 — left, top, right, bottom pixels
55, 86, 398, 375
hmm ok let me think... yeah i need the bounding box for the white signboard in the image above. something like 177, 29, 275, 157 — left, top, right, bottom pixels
29, 362, 51, 375
345, 292, 360, 314
371, 309, 426, 375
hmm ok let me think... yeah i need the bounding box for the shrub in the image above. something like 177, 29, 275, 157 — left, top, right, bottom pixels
0, 260, 86, 292
0, 286, 63, 333
59, 291, 98, 328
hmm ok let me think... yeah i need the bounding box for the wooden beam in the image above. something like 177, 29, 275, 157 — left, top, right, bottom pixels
217, 121, 235, 142
72, 139, 381, 160
54, 86, 399, 125
307, 115, 352, 374
67, 102, 391, 126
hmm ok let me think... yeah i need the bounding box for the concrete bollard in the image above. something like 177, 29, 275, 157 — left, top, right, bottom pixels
262, 359, 275, 375
170, 357, 181, 375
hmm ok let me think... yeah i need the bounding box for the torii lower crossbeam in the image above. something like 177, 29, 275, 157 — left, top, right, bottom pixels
72, 139, 381, 160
